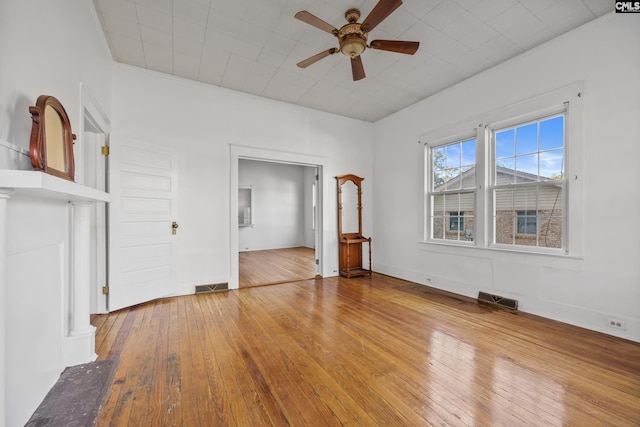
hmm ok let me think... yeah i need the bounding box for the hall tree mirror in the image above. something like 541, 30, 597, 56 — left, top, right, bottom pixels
340, 180, 359, 234
336, 174, 371, 278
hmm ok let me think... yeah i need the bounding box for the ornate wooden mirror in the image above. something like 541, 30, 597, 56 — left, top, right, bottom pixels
29, 95, 76, 181
336, 174, 371, 278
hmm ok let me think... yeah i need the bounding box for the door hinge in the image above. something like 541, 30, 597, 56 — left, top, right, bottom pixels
315, 259, 319, 265
102, 285, 109, 295
101, 145, 110, 156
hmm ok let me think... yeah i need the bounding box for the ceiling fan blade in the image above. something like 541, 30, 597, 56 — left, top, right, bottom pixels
361, 0, 403, 32
370, 40, 419, 55
295, 11, 338, 35
297, 48, 337, 68
351, 56, 366, 81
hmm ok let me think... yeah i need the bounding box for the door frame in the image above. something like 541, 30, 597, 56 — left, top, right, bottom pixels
79, 83, 110, 314
229, 145, 326, 289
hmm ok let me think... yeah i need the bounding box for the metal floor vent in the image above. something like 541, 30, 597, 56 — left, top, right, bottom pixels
195, 283, 229, 294
477, 291, 518, 310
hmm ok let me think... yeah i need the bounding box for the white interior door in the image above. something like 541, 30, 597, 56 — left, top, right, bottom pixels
109, 137, 178, 311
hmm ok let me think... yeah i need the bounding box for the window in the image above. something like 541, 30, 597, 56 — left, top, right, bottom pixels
449, 212, 464, 231
492, 114, 565, 249
423, 84, 581, 255
428, 138, 476, 242
517, 211, 537, 234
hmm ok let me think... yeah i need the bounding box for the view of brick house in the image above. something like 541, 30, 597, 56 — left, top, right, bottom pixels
431, 166, 563, 248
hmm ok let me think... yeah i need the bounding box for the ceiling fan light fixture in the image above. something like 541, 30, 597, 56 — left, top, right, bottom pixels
340, 36, 366, 57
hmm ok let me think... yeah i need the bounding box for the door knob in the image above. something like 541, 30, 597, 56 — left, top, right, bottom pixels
172, 221, 179, 235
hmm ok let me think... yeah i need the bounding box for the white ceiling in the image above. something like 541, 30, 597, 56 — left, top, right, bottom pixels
93, 0, 610, 122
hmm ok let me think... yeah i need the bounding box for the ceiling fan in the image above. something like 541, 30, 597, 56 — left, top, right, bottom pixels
294, 0, 419, 81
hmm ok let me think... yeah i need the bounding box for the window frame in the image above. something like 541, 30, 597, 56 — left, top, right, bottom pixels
489, 109, 567, 253
425, 131, 478, 245
421, 83, 584, 257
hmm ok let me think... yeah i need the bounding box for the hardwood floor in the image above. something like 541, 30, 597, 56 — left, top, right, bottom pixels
239, 247, 316, 288
93, 274, 640, 426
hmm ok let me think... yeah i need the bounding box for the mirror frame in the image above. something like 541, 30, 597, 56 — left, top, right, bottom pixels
336, 174, 364, 238
29, 95, 76, 181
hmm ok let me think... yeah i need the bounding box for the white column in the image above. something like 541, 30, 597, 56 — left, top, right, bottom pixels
0, 190, 13, 427
71, 202, 93, 336
64, 201, 97, 365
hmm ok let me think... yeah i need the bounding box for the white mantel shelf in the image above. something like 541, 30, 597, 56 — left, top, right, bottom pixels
0, 170, 110, 202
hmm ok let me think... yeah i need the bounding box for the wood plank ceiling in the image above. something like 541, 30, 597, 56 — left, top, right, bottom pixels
93, 0, 611, 122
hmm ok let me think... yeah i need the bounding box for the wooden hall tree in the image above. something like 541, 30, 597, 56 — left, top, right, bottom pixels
336, 174, 371, 278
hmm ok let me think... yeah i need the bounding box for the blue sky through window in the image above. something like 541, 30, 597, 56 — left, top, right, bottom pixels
495, 115, 564, 180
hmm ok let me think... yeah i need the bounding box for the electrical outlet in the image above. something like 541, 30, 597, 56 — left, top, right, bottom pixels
606, 317, 627, 331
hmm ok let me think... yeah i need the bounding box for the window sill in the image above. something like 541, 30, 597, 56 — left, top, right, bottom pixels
417, 240, 583, 270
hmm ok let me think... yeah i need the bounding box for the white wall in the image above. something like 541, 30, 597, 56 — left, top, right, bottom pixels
0, 1, 113, 425
111, 64, 373, 293
372, 13, 640, 342
239, 160, 310, 251
0, 0, 112, 170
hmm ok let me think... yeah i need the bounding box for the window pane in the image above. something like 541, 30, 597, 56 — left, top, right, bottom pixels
494, 188, 514, 211
432, 194, 446, 239
496, 129, 514, 158
463, 217, 474, 241
540, 116, 564, 151
495, 213, 514, 245
496, 158, 515, 184
538, 185, 562, 217
515, 153, 539, 180
433, 139, 476, 189
538, 214, 563, 248
432, 194, 446, 216
512, 186, 537, 212
540, 149, 564, 180
459, 166, 474, 189
432, 215, 445, 239
460, 192, 475, 241
436, 167, 461, 189
516, 123, 538, 155
459, 192, 474, 213
461, 139, 476, 167
433, 166, 447, 188
443, 144, 460, 168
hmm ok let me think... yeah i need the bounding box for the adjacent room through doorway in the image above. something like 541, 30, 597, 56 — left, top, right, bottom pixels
238, 159, 319, 288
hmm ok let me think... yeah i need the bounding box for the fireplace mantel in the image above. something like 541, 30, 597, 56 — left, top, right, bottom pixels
0, 170, 110, 425
0, 170, 110, 202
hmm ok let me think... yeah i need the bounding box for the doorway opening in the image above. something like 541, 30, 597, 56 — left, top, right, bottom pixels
238, 159, 319, 288
230, 146, 325, 290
